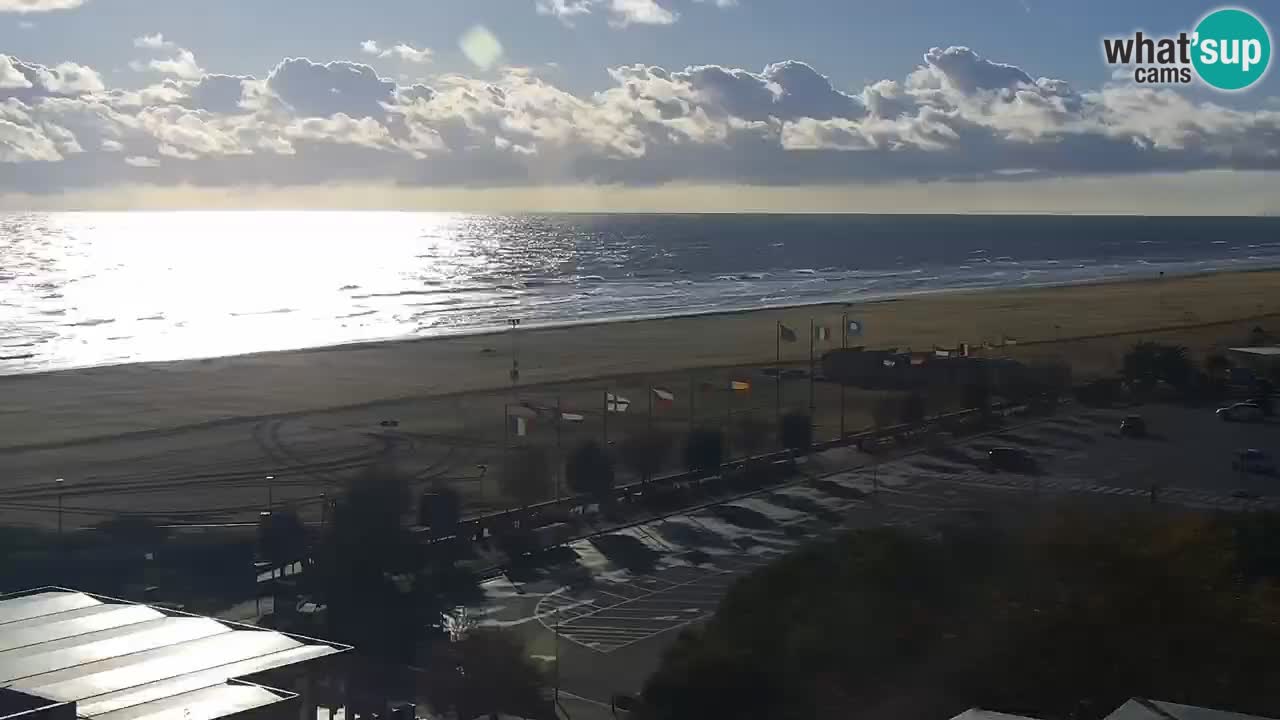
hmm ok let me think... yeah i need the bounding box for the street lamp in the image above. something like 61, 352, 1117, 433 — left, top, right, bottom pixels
54, 477, 65, 535
266, 475, 275, 511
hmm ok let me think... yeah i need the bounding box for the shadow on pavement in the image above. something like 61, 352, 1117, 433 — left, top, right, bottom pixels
764, 493, 843, 524
652, 519, 736, 550
810, 479, 869, 501
707, 504, 778, 531
590, 533, 662, 573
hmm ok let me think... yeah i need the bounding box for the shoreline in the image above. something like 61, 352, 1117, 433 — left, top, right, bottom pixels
2, 266, 1278, 450
5, 264, 1277, 382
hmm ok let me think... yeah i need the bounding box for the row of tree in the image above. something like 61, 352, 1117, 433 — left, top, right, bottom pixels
496, 411, 817, 509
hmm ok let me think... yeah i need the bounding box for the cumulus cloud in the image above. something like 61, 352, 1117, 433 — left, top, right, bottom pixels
360, 41, 433, 64
132, 48, 204, 80
134, 33, 176, 50
266, 58, 395, 118
2, 45, 1280, 196
0, 0, 83, 12
534, 0, 676, 27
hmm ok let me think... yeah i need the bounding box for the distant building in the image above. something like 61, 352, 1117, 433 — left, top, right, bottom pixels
0, 588, 350, 720
1228, 346, 1280, 379
950, 699, 1277, 720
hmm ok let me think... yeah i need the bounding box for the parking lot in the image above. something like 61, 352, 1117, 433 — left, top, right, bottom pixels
466, 404, 1278, 718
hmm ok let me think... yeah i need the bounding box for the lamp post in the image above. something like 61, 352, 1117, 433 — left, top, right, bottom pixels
266, 475, 275, 511
55, 477, 65, 535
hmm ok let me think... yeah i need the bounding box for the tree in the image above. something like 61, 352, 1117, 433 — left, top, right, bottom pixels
1252, 378, 1276, 417
1123, 341, 1193, 394
257, 505, 308, 570
317, 465, 426, 666
565, 440, 616, 504
779, 412, 812, 455
1205, 352, 1232, 379
497, 445, 552, 509
620, 429, 673, 482
735, 414, 770, 459
420, 628, 552, 720
871, 396, 900, 428
638, 511, 1280, 720
683, 428, 725, 476
899, 392, 927, 424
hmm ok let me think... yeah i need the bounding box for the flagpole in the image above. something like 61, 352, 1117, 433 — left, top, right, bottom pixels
775, 321, 782, 431
555, 396, 562, 502
602, 388, 609, 446
503, 402, 510, 446
840, 313, 847, 441
808, 318, 815, 416
648, 384, 653, 435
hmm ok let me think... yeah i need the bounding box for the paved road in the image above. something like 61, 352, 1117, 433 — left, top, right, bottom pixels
457, 407, 1279, 719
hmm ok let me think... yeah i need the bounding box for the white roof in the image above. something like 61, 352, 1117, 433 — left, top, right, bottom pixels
0, 589, 348, 720
1229, 347, 1280, 356
1105, 699, 1277, 720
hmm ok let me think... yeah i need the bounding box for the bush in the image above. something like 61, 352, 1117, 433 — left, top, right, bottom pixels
683, 428, 725, 476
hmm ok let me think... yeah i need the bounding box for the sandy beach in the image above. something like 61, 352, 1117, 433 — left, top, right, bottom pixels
2, 268, 1277, 529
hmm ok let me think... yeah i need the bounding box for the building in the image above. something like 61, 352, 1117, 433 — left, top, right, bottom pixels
951, 699, 1277, 720
1228, 346, 1280, 379
0, 588, 350, 720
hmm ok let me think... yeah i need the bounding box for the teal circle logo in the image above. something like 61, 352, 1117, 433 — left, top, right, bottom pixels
1192, 8, 1271, 91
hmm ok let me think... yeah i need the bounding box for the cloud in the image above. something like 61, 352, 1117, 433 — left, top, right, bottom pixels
134, 33, 176, 50
2, 44, 1280, 199
534, 0, 677, 27
608, 0, 676, 26
693, 0, 737, 6
360, 41, 433, 64
266, 57, 395, 118
0, 55, 33, 89
0, 0, 83, 12
131, 49, 204, 80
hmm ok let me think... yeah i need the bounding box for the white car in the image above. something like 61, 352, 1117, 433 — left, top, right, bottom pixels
1218, 402, 1264, 422
1233, 449, 1277, 476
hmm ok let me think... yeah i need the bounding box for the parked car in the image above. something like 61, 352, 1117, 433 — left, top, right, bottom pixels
988, 446, 1037, 473
1218, 402, 1264, 423
1120, 415, 1147, 437
1233, 449, 1277, 476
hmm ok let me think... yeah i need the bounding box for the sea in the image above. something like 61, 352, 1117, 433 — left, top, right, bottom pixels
2, 211, 1278, 376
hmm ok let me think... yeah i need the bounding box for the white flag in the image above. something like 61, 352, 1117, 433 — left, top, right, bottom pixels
606, 393, 631, 413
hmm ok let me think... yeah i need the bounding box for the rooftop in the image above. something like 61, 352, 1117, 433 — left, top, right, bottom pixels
0, 588, 349, 720
1229, 346, 1280, 357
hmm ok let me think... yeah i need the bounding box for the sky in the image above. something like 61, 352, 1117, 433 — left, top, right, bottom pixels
1, 0, 1279, 212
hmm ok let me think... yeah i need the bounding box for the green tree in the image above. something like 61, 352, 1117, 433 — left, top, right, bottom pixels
621, 429, 673, 482
638, 511, 1280, 720
899, 392, 927, 424
565, 439, 616, 504
683, 428, 725, 476
257, 505, 308, 570
735, 413, 770, 459
871, 396, 900, 428
1205, 352, 1232, 379
497, 445, 553, 509
420, 628, 551, 720
779, 411, 812, 455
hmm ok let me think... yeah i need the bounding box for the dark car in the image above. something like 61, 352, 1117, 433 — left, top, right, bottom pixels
1120, 415, 1147, 437
988, 446, 1037, 473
